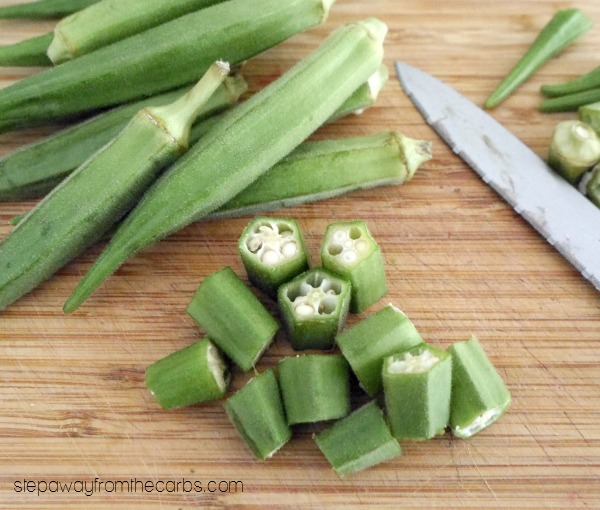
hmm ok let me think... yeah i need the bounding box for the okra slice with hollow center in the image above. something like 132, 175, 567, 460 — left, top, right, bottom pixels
238, 217, 308, 297
278, 354, 350, 425
224, 369, 291, 461
448, 336, 511, 439
383, 344, 452, 441
314, 400, 401, 477
335, 303, 424, 396
321, 220, 386, 313
278, 268, 351, 350
186, 266, 279, 372
145, 338, 230, 410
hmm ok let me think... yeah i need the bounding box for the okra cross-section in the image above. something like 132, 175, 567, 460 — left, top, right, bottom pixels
383, 344, 452, 441
278, 268, 351, 350
335, 304, 424, 396
186, 267, 279, 371
321, 220, 386, 313
224, 369, 291, 461
448, 336, 511, 439
145, 338, 230, 410
314, 401, 401, 477
278, 354, 350, 425
238, 217, 308, 297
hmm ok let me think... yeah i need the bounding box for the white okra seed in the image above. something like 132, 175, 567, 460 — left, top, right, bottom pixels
281, 241, 298, 258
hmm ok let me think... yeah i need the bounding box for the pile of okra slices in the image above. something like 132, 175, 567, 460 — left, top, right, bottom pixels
145, 217, 511, 476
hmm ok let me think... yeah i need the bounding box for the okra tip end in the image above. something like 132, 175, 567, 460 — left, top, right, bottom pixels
392, 132, 432, 180
357, 18, 388, 45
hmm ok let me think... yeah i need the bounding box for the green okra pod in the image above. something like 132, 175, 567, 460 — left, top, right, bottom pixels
540, 87, 600, 113
548, 120, 600, 184
321, 220, 386, 313
186, 267, 279, 372
578, 102, 600, 135
278, 268, 351, 350
0, 61, 230, 311
145, 338, 230, 410
0, 0, 333, 132
448, 336, 511, 439
541, 66, 600, 97
48, 0, 225, 64
0, 0, 98, 19
383, 344, 452, 441
278, 354, 350, 425
64, 18, 387, 313
335, 303, 424, 396
485, 8, 593, 109
0, 75, 247, 201
224, 369, 292, 460
584, 163, 600, 208
314, 400, 401, 476
238, 217, 309, 297
0, 32, 53, 67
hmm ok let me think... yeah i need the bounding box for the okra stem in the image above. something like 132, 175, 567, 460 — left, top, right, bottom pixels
485, 8, 593, 109
0, 32, 53, 67
0, 62, 229, 311
0, 0, 99, 19
64, 18, 387, 313
540, 87, 600, 113
541, 66, 600, 97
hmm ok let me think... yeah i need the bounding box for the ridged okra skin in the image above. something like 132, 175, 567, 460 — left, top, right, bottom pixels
542, 66, 600, 98
145, 339, 230, 410
238, 217, 309, 297
64, 18, 388, 312
278, 269, 351, 350
48, 0, 225, 64
0, 32, 53, 67
0, 0, 332, 132
186, 267, 279, 371
278, 354, 350, 425
335, 303, 424, 396
579, 102, 600, 135
0, 0, 99, 19
224, 369, 291, 460
448, 336, 511, 439
0, 75, 247, 201
586, 164, 600, 208
321, 220, 386, 313
314, 401, 401, 476
383, 344, 452, 441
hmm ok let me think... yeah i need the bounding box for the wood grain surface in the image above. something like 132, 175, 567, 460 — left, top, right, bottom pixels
1, 0, 599, 508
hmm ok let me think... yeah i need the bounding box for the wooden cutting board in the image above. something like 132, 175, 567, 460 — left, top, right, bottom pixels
0, 0, 599, 508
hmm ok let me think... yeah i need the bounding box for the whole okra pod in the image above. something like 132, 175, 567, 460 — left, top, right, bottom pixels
47, 0, 225, 64
541, 66, 600, 98
0, 0, 333, 132
64, 18, 387, 313
0, 0, 99, 19
0, 62, 230, 311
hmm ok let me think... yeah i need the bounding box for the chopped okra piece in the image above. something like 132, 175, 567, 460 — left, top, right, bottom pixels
579, 101, 600, 135
224, 369, 291, 460
548, 120, 600, 184
278, 268, 351, 350
238, 217, 308, 297
585, 163, 600, 208
278, 354, 350, 425
315, 400, 401, 477
186, 266, 279, 371
145, 338, 229, 410
448, 336, 511, 439
321, 220, 386, 313
383, 344, 452, 441
335, 303, 424, 396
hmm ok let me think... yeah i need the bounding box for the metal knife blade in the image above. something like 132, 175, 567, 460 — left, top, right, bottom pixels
395, 61, 600, 292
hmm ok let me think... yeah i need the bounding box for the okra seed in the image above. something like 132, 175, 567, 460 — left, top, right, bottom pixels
343, 251, 358, 263
295, 304, 315, 317
281, 242, 298, 258
388, 350, 439, 374
355, 240, 368, 253
261, 250, 281, 265
247, 237, 263, 253
332, 230, 348, 243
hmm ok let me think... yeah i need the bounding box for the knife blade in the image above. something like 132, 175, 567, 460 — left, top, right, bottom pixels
395, 61, 600, 292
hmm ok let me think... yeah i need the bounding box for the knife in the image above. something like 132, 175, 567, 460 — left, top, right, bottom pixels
395, 61, 600, 292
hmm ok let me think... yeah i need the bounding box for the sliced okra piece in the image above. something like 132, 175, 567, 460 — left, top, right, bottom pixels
383, 344, 452, 441
548, 120, 600, 184
186, 267, 279, 372
314, 400, 401, 477
278, 354, 350, 425
224, 369, 291, 460
585, 163, 600, 208
448, 336, 511, 439
321, 220, 386, 313
145, 338, 229, 410
238, 217, 308, 297
578, 101, 600, 136
278, 268, 350, 350
335, 304, 424, 396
